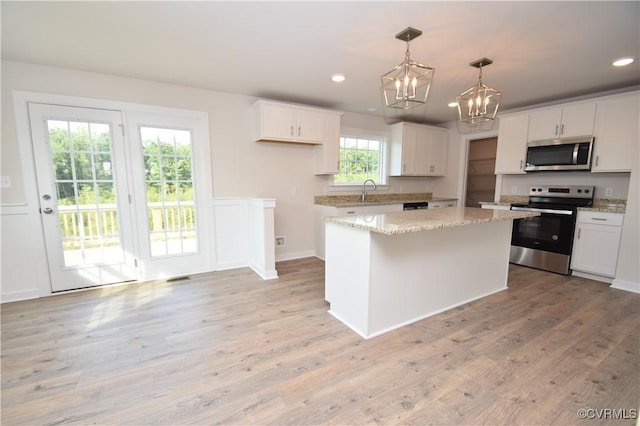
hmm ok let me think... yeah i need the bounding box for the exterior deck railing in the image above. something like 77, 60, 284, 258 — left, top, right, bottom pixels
58, 201, 195, 249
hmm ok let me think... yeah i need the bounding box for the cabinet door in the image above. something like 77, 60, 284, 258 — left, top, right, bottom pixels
495, 114, 528, 174
314, 114, 341, 174
571, 223, 622, 277
528, 103, 596, 140
262, 103, 296, 141
363, 204, 403, 214
593, 93, 639, 172
399, 125, 418, 175
427, 129, 447, 176
560, 102, 596, 137
413, 127, 431, 175
296, 110, 325, 143
528, 108, 562, 140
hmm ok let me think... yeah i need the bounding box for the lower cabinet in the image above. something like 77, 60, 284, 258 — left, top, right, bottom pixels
480, 203, 510, 211
427, 200, 457, 209
314, 203, 403, 259
571, 211, 624, 279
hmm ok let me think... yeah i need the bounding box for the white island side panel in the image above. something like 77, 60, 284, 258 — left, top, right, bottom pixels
367, 220, 512, 337
325, 222, 372, 337
325, 218, 514, 339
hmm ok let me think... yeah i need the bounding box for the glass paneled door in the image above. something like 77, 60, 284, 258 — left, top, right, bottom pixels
126, 111, 212, 280
141, 127, 198, 257
29, 103, 138, 292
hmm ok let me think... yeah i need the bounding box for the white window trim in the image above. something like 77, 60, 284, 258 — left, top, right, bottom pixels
331, 127, 389, 189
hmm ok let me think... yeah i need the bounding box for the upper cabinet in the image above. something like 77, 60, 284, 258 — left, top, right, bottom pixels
495, 113, 528, 174
252, 100, 343, 175
527, 102, 596, 141
314, 114, 341, 175
494, 91, 638, 174
592, 92, 639, 172
389, 122, 447, 177
252, 100, 325, 144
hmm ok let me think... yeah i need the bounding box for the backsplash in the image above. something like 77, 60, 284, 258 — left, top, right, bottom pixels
500, 171, 631, 200
315, 192, 432, 205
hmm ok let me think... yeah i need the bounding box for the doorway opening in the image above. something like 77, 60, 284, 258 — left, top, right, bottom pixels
465, 137, 497, 207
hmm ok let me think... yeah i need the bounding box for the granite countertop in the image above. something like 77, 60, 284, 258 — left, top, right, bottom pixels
577, 205, 626, 214
315, 192, 457, 208
324, 207, 539, 236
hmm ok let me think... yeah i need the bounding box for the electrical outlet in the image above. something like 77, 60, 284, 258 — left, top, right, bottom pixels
275, 236, 286, 247
0, 176, 11, 188
511, 186, 517, 194
605, 188, 613, 197
291, 187, 297, 196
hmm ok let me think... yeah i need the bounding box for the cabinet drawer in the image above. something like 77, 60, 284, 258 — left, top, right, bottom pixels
428, 200, 457, 209
577, 211, 624, 226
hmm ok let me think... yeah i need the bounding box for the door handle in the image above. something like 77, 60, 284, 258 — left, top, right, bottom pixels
42, 207, 54, 214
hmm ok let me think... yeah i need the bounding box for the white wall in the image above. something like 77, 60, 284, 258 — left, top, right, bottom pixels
500, 172, 631, 200
0, 60, 433, 269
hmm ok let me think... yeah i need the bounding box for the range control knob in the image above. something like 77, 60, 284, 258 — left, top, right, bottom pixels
577, 189, 582, 193
585, 189, 590, 193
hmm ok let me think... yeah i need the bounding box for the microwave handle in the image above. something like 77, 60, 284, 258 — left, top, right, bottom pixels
572, 143, 579, 165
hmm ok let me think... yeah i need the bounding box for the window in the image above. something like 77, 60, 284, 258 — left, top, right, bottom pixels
334, 136, 384, 184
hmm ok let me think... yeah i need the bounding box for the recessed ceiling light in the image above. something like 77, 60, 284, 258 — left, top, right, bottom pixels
367, 107, 377, 113
448, 102, 458, 108
612, 57, 634, 67
331, 73, 346, 82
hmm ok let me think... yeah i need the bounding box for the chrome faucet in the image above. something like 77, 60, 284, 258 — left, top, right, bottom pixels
362, 179, 377, 202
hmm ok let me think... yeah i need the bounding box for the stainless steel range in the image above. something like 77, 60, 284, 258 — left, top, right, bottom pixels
510, 185, 594, 275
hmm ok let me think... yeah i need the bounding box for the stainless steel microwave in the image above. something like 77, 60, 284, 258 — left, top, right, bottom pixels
525, 136, 594, 172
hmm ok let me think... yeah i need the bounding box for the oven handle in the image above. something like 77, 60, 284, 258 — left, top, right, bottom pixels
510, 206, 574, 216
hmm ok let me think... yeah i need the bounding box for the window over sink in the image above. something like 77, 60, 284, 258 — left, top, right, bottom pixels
333, 135, 386, 185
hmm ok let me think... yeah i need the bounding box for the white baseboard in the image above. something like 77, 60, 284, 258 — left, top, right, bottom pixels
611, 279, 640, 294
571, 270, 613, 284
0, 289, 41, 304
275, 250, 315, 262
214, 261, 249, 271
249, 263, 278, 280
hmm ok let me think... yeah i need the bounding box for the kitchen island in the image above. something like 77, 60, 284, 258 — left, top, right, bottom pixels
324, 207, 539, 339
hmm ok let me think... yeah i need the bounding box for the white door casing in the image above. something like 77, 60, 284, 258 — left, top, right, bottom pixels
17, 92, 214, 294
125, 111, 213, 279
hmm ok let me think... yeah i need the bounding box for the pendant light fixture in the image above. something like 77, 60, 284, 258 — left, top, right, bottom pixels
456, 58, 502, 133
381, 27, 435, 110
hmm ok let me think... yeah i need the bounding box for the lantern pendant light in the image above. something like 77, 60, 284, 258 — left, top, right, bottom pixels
381, 27, 435, 110
456, 58, 502, 133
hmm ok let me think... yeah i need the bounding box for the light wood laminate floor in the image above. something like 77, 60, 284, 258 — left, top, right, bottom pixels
2, 258, 639, 425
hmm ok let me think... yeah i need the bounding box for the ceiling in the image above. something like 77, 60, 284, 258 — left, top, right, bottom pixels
2, 1, 639, 125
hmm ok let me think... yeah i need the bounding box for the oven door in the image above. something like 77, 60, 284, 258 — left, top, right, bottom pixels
510, 207, 576, 255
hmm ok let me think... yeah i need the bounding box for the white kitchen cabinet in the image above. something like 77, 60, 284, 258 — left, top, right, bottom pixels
427, 128, 448, 175
481, 204, 511, 211
527, 102, 596, 141
389, 122, 447, 176
495, 113, 528, 174
427, 200, 457, 209
314, 113, 342, 175
571, 211, 624, 279
592, 91, 639, 172
252, 100, 325, 144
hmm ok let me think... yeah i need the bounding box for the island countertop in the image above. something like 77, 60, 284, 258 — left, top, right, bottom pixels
323, 206, 539, 235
